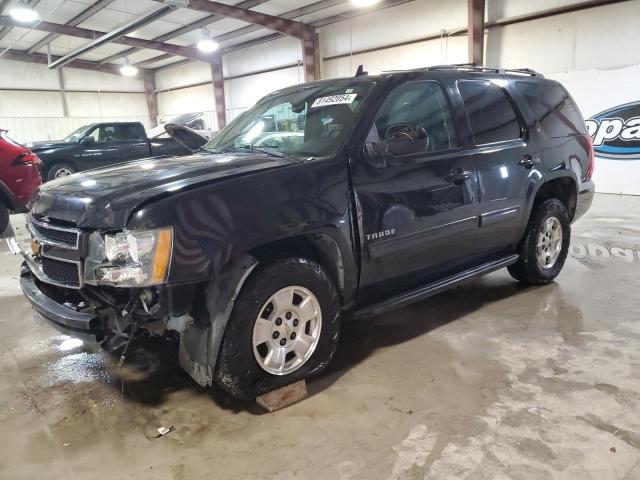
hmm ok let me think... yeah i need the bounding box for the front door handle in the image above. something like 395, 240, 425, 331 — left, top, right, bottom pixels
445, 168, 473, 184
519, 154, 540, 169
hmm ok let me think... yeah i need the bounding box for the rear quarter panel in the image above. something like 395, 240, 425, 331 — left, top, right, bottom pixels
506, 78, 587, 232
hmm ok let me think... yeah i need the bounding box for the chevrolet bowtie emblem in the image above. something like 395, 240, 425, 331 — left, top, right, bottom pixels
31, 239, 42, 255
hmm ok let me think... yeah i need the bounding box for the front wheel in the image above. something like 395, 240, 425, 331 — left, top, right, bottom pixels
214, 257, 341, 399
47, 163, 75, 181
508, 198, 571, 285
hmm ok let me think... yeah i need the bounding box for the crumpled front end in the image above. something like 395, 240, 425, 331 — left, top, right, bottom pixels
7, 214, 195, 347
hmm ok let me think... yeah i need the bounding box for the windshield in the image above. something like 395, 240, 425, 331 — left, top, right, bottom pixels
206, 80, 376, 158
63, 125, 92, 142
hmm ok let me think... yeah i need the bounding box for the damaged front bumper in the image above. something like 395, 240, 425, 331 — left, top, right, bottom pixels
20, 266, 104, 343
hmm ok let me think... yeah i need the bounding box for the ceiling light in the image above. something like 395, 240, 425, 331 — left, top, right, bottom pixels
9, 3, 39, 22
351, 0, 381, 7
197, 27, 219, 53
120, 57, 138, 77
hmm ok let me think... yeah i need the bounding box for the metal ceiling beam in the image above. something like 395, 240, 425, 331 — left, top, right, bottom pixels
0, 0, 40, 41
1, 49, 132, 76
151, 0, 410, 71
47, 6, 175, 69
152, 0, 312, 39
0, 13, 217, 65
137, 0, 347, 69
99, 0, 269, 65
27, 0, 115, 54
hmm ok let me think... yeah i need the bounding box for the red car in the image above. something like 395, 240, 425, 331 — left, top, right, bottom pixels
0, 129, 41, 232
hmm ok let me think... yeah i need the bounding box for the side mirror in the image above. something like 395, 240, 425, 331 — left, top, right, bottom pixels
363, 141, 388, 168
385, 124, 428, 156
363, 123, 429, 167
81, 136, 95, 144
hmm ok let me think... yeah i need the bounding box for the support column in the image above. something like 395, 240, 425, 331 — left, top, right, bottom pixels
302, 28, 320, 82
210, 54, 226, 130
144, 70, 158, 128
467, 0, 485, 65
57, 68, 69, 117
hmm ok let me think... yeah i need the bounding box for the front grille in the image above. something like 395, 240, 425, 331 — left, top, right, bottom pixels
40, 257, 80, 288
29, 217, 79, 249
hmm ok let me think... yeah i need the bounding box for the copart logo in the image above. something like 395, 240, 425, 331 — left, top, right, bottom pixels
585, 101, 640, 159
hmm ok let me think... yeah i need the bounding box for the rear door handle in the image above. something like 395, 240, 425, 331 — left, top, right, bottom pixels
445, 168, 473, 184
519, 154, 540, 169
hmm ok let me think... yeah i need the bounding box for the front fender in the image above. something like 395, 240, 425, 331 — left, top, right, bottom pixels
178, 253, 258, 387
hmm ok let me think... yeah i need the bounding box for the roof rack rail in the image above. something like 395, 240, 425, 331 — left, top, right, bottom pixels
382, 64, 544, 78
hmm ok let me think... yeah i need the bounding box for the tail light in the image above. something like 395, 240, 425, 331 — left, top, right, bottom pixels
585, 135, 595, 180
12, 152, 39, 166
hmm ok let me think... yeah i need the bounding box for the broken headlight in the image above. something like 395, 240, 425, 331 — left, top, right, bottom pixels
84, 227, 173, 287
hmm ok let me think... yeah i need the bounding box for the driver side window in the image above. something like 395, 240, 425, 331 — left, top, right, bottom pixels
373, 81, 459, 153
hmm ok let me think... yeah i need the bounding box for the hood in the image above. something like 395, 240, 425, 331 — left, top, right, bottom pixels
164, 123, 209, 152
26, 140, 70, 151
30, 152, 299, 228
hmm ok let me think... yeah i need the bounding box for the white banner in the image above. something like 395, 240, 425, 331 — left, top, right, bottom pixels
549, 65, 640, 196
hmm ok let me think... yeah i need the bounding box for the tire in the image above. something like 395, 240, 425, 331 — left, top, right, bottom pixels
214, 257, 341, 400
0, 204, 8, 234
47, 163, 75, 181
508, 198, 571, 285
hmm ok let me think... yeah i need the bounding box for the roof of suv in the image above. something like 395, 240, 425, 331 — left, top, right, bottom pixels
271, 64, 547, 97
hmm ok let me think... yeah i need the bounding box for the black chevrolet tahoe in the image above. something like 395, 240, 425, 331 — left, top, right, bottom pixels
8, 65, 595, 400
26, 121, 191, 181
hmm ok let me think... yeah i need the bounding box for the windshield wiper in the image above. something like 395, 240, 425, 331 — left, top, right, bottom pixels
223, 144, 286, 158
199, 146, 222, 154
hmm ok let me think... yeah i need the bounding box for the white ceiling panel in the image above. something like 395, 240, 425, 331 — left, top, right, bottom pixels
77, 2, 163, 32
0, 38, 33, 51
253, 0, 321, 16
127, 48, 169, 64
103, 0, 160, 15
298, 3, 354, 24
36, 0, 90, 24
171, 17, 251, 45
2, 27, 48, 45
142, 55, 189, 69
159, 7, 213, 26
0, 0, 372, 71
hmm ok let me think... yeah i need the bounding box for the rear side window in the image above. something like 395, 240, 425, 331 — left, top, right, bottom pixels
117, 124, 143, 140
515, 81, 586, 137
458, 80, 522, 145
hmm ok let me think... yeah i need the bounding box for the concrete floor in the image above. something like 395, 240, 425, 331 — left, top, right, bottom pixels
1, 193, 639, 480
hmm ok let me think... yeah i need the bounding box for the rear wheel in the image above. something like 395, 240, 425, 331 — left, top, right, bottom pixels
508, 198, 570, 285
47, 163, 75, 181
214, 257, 341, 400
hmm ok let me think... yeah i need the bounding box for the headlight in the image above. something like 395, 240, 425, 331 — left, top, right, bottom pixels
84, 227, 173, 287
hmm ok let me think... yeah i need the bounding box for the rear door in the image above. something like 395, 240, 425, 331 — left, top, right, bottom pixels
351, 80, 480, 295
113, 124, 149, 161
457, 79, 532, 258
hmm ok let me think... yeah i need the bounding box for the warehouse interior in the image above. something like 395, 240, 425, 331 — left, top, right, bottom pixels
1, 0, 640, 478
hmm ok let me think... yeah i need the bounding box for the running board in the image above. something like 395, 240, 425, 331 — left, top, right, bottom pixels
351, 254, 519, 319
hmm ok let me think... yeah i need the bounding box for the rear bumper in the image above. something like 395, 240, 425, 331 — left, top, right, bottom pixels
573, 180, 595, 223
20, 267, 103, 343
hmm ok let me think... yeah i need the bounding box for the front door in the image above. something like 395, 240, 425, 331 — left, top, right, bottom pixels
351, 80, 480, 296
80, 124, 148, 170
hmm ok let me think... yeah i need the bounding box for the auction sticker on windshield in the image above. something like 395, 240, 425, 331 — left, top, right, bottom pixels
312, 94, 357, 108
